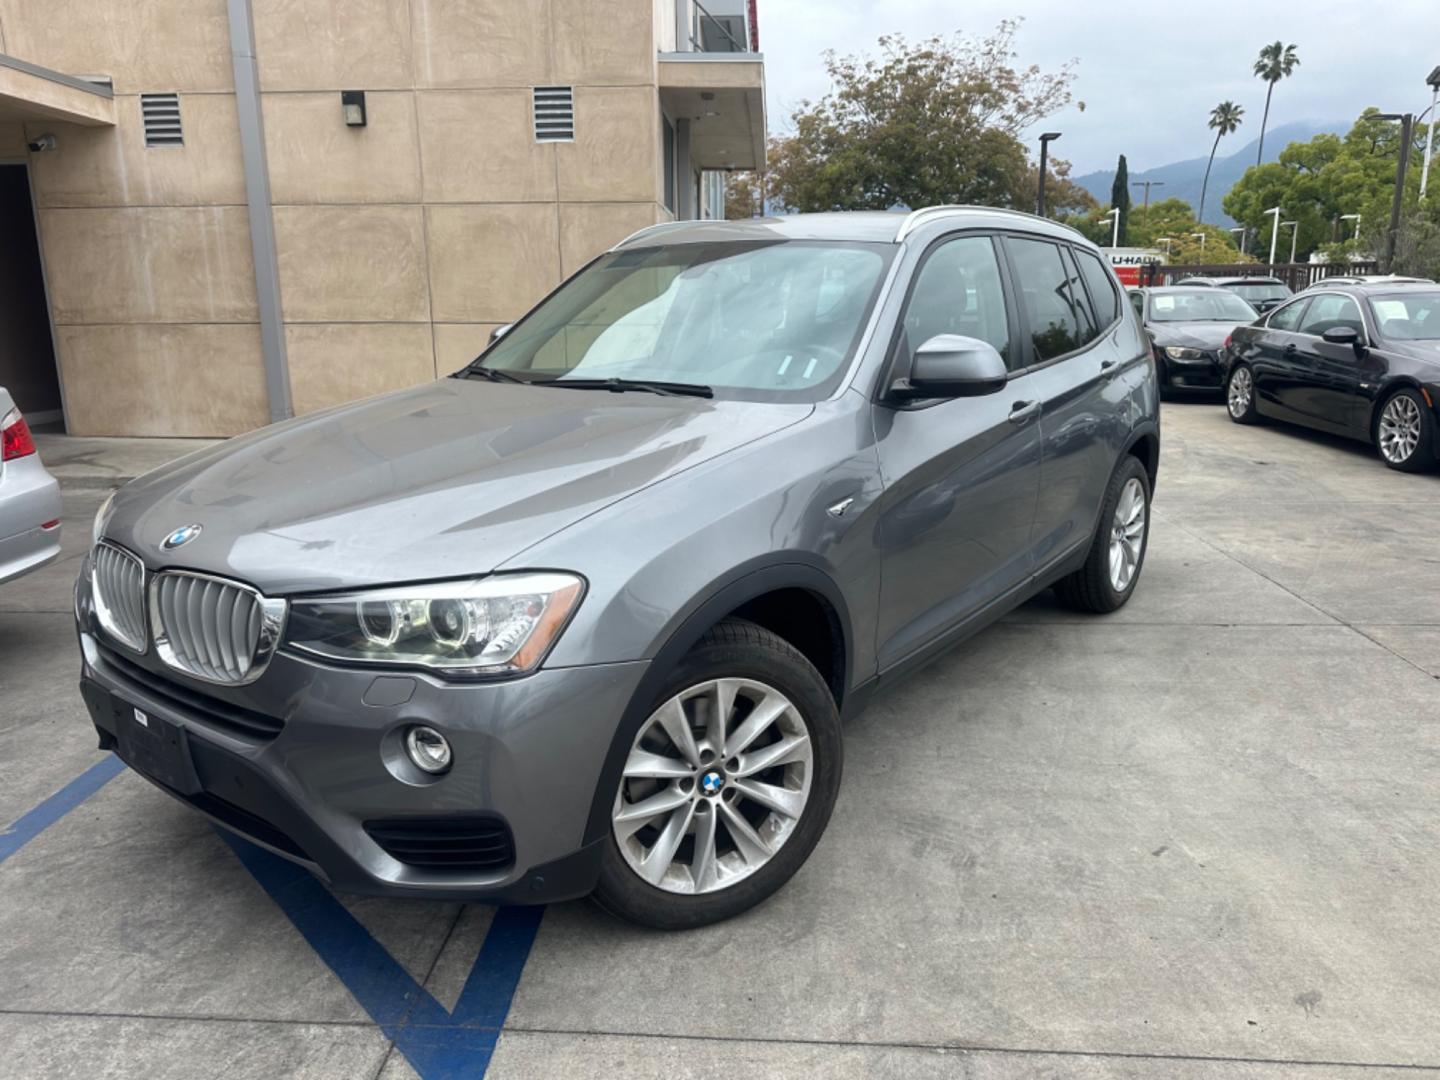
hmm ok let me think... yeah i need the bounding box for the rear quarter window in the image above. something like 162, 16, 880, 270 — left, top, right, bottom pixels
1076, 248, 1122, 327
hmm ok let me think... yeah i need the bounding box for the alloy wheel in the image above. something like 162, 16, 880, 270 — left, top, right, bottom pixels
1108, 477, 1146, 593
613, 678, 813, 895
1378, 394, 1421, 465
1227, 367, 1253, 418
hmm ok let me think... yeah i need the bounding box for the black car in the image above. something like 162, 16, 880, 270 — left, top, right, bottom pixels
1129, 286, 1259, 396
1182, 275, 1293, 314
1221, 284, 1440, 472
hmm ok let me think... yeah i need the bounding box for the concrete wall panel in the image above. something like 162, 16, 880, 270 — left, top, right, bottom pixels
552, 0, 654, 85
264, 91, 422, 205
426, 203, 559, 322
274, 205, 429, 322
286, 322, 435, 414
432, 322, 502, 372
558, 201, 662, 276
417, 90, 556, 203
39, 205, 257, 324
56, 323, 266, 436
410, 0, 551, 88
557, 86, 657, 203
253, 0, 412, 91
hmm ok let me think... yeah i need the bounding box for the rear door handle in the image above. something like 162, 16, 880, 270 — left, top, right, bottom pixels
1008, 400, 1040, 424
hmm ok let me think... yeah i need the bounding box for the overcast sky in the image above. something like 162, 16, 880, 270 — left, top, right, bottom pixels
759, 0, 1440, 176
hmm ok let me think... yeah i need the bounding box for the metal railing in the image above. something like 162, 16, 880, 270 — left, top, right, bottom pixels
681, 0, 750, 53
1142, 261, 1382, 292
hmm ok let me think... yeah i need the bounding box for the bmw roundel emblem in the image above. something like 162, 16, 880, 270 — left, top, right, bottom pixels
161, 523, 203, 551
701, 771, 724, 795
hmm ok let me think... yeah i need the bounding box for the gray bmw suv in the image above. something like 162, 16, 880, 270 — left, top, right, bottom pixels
77, 208, 1159, 929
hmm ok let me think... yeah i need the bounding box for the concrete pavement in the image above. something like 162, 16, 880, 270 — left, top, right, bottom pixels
1, 404, 1437, 1078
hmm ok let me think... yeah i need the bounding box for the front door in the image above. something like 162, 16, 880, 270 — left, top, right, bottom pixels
1291, 292, 1368, 432
1250, 296, 1311, 421
873, 232, 1041, 671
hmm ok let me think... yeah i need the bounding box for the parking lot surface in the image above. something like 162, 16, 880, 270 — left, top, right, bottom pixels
3, 403, 1438, 1079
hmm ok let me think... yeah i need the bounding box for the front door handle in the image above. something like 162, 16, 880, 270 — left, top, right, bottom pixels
1008, 400, 1040, 425
1283, 342, 1298, 356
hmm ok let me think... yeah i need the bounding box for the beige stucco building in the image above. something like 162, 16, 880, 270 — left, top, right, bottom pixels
0, 0, 764, 436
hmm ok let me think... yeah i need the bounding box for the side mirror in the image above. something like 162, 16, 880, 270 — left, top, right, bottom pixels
1322, 325, 1361, 348
489, 324, 513, 344
890, 335, 1008, 401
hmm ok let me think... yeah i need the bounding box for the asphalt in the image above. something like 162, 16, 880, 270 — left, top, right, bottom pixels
2, 403, 1438, 1079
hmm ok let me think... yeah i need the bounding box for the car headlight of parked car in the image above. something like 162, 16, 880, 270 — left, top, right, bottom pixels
285, 572, 584, 678
1163, 346, 1206, 360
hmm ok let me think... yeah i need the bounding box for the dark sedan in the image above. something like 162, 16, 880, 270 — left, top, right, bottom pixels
1128, 286, 1259, 396
1221, 284, 1440, 471
1182, 275, 1293, 313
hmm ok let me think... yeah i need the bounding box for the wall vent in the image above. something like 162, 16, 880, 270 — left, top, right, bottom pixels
140, 93, 184, 148
532, 87, 574, 142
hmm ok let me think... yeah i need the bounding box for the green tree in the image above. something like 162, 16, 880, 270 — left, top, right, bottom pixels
1112, 197, 1242, 264
764, 20, 1078, 212
1223, 109, 1431, 268
1029, 155, 1098, 222
1110, 154, 1131, 245
1252, 42, 1300, 166
1199, 101, 1244, 225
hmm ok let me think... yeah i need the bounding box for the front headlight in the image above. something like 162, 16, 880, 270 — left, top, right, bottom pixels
284, 573, 584, 679
1164, 346, 1205, 360
92, 491, 117, 544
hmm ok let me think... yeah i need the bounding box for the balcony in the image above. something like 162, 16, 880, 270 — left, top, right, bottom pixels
659, 0, 765, 173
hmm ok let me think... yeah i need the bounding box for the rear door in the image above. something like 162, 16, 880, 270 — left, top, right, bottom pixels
1006, 236, 1137, 569
873, 232, 1042, 670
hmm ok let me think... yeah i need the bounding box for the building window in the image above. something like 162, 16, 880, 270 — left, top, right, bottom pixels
662, 115, 676, 212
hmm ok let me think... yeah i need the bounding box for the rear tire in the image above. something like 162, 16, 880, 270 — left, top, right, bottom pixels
593, 618, 842, 930
1054, 455, 1151, 614
1226, 364, 1261, 424
1374, 388, 1435, 473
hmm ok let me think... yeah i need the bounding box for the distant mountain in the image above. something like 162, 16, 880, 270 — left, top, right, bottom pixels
1073, 120, 1345, 227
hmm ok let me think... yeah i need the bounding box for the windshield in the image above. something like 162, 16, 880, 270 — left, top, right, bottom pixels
1371, 291, 1440, 341
471, 240, 895, 402
1225, 281, 1291, 302
1148, 290, 1258, 323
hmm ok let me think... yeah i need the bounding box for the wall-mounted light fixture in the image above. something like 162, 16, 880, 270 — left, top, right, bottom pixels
341, 90, 367, 127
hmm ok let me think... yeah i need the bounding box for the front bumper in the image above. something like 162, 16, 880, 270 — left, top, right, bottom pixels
1160, 349, 1224, 389
75, 561, 647, 903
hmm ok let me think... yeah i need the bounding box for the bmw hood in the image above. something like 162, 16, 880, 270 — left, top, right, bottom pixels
1149, 321, 1236, 351
103, 379, 811, 594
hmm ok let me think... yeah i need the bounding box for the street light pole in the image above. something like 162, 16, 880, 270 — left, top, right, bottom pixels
1374, 112, 1414, 271
1340, 213, 1361, 242
1156, 237, 1173, 255
1130, 179, 1164, 218
1264, 206, 1283, 266
1282, 220, 1298, 263
1191, 232, 1206, 256
1422, 68, 1440, 200
1229, 226, 1246, 253
1100, 208, 1121, 248
1036, 132, 1061, 216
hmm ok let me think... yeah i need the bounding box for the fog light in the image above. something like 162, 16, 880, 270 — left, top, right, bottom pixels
405, 725, 452, 774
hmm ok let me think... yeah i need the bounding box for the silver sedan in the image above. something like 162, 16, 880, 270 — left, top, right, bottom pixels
0, 387, 62, 584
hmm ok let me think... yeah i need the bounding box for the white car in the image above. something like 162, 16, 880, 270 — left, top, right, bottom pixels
0, 388, 62, 584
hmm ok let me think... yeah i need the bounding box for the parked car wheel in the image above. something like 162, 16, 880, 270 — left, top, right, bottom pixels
1226, 364, 1261, 424
1374, 388, 1435, 473
593, 618, 843, 929
1054, 456, 1151, 614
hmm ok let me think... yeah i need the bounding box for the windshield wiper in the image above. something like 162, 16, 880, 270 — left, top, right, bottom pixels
456, 365, 525, 384
535, 377, 713, 399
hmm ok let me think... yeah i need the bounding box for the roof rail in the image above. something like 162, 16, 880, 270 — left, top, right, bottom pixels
895, 204, 1078, 242
610, 220, 704, 250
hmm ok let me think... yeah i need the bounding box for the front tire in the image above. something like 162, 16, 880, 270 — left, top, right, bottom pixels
1054, 455, 1151, 614
1226, 364, 1261, 424
593, 619, 842, 930
1375, 389, 1435, 473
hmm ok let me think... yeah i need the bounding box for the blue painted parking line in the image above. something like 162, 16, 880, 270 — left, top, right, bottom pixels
221, 831, 544, 1080
0, 754, 125, 866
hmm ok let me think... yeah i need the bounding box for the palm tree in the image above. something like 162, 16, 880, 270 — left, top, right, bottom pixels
1198, 101, 1244, 225
1253, 42, 1300, 166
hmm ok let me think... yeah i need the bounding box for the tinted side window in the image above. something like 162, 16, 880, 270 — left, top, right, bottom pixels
1298, 294, 1364, 337
1078, 248, 1122, 327
1267, 299, 1309, 331
900, 235, 1013, 370
1128, 291, 1145, 319
1007, 236, 1087, 362
1062, 247, 1100, 347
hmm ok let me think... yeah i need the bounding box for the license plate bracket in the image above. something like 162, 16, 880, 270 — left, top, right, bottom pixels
114, 702, 203, 796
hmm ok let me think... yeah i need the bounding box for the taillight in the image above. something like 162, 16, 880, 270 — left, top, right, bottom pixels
2, 409, 37, 461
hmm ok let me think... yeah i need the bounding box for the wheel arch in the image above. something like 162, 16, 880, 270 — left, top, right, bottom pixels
1122, 424, 1160, 491
1367, 377, 1427, 443
580, 557, 854, 847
